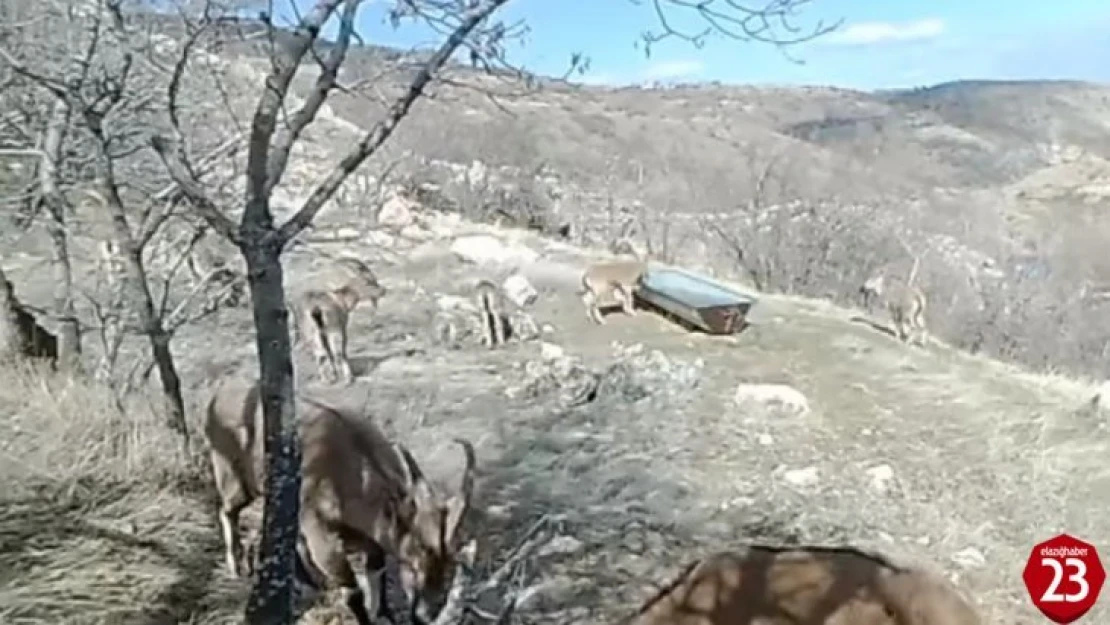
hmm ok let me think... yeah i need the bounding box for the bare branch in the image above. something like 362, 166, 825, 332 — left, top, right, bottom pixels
264, 0, 360, 193
139, 134, 243, 246
640, 0, 842, 56
149, 135, 240, 242
276, 0, 512, 245
241, 0, 348, 229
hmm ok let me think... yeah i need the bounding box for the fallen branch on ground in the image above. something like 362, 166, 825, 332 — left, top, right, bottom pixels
384, 514, 561, 625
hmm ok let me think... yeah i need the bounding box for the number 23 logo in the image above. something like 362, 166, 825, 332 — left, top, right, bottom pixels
1042, 557, 1091, 603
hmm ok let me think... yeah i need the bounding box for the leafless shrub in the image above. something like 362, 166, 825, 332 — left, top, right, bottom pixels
0, 0, 253, 446
400, 161, 571, 239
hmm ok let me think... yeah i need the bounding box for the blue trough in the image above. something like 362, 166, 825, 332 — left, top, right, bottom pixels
635, 266, 757, 334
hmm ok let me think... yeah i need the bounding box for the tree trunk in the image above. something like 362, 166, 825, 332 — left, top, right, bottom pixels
39, 99, 81, 371
240, 226, 301, 625
119, 243, 191, 447
84, 141, 191, 442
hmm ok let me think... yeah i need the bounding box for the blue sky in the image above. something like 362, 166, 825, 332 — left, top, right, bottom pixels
276, 0, 1110, 90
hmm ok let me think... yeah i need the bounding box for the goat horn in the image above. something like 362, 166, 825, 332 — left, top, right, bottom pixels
393, 442, 424, 488
453, 437, 476, 503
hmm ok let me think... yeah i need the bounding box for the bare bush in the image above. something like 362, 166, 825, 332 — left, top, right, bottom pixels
0, 0, 252, 445
400, 160, 571, 239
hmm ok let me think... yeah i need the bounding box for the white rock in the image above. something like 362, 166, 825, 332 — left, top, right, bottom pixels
436, 294, 477, 313
364, 230, 396, 247
399, 224, 431, 241
757, 433, 774, 446
865, 464, 895, 493
539, 342, 565, 361
449, 235, 539, 267
734, 383, 810, 415
781, 466, 819, 487
502, 273, 539, 308
465, 159, 488, 186
951, 547, 986, 569
378, 193, 417, 228
336, 227, 360, 239
537, 535, 583, 557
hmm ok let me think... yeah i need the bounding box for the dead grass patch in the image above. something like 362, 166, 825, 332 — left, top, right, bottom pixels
0, 361, 235, 625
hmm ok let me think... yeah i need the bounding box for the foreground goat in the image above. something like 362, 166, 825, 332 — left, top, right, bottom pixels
293, 256, 387, 384
204, 378, 475, 624
0, 267, 58, 367
580, 260, 647, 325
620, 545, 981, 625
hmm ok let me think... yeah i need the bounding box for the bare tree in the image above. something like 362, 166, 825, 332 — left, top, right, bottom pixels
0, 0, 245, 445
152, 1, 522, 621
140, 0, 836, 622
0, 3, 85, 370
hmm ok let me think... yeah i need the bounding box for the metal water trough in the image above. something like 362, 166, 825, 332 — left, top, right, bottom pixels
635, 267, 757, 334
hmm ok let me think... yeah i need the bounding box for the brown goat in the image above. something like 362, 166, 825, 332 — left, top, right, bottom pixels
580, 260, 647, 325
620, 545, 981, 625
204, 378, 475, 624
861, 274, 928, 346
292, 256, 388, 384
0, 268, 58, 367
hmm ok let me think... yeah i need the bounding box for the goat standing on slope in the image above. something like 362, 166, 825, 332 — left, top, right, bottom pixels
292, 255, 387, 384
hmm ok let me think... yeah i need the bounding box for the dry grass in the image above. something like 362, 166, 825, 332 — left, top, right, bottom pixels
0, 361, 242, 625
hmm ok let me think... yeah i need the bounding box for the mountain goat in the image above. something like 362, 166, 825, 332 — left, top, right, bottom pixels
204, 378, 475, 624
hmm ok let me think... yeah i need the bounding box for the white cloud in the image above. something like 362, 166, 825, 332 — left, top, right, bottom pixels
572, 59, 706, 87
822, 18, 945, 46
641, 59, 705, 81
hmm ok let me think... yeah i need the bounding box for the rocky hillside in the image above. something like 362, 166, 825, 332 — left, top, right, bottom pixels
1, 12, 1109, 625
2, 198, 1108, 624
242, 37, 1110, 378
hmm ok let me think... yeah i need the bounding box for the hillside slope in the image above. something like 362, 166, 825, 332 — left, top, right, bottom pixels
1, 207, 1105, 624
1, 19, 1108, 624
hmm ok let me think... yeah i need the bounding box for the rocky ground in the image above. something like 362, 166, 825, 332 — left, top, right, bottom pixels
1, 205, 1107, 624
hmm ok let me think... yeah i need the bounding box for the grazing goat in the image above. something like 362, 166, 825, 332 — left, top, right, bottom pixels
0, 268, 58, 367
292, 256, 387, 384
620, 545, 981, 625
580, 260, 647, 325
204, 378, 475, 624
860, 274, 928, 346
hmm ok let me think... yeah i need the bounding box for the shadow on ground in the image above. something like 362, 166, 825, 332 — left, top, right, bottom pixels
0, 475, 231, 625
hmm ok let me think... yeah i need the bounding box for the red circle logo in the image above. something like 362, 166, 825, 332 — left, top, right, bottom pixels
1022, 534, 1105, 623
